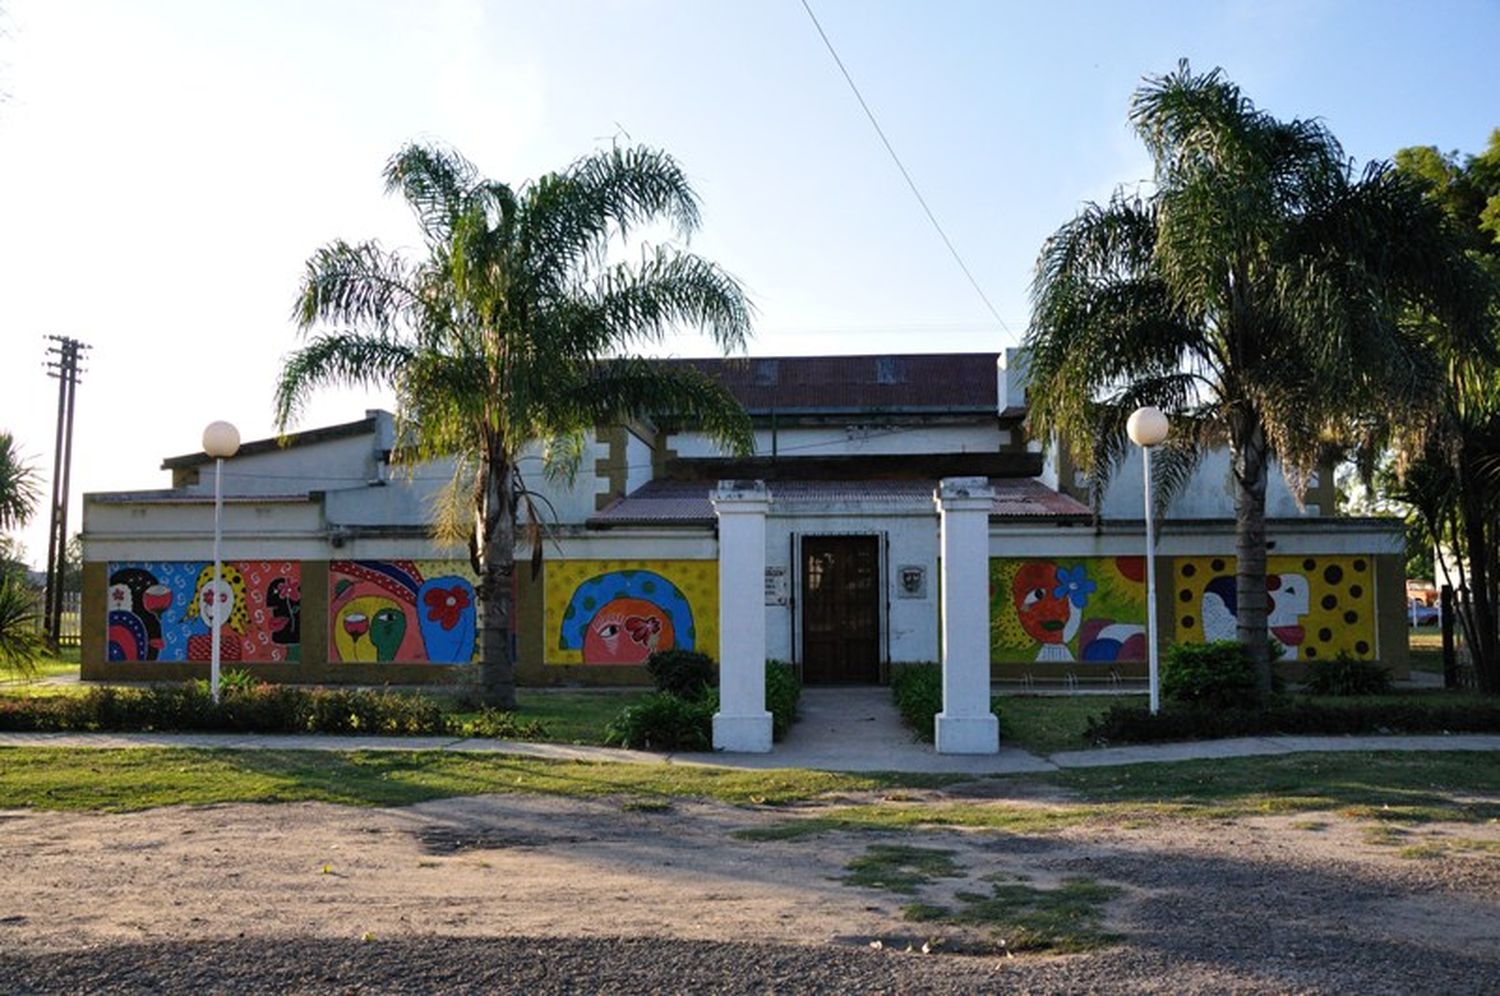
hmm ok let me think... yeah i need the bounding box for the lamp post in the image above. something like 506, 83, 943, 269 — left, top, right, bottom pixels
202, 420, 240, 703
1127, 406, 1169, 715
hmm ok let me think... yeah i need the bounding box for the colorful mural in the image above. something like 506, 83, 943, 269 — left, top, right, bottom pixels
106, 561, 302, 663
544, 560, 718, 665
990, 557, 1148, 663
1174, 555, 1377, 661
327, 561, 479, 663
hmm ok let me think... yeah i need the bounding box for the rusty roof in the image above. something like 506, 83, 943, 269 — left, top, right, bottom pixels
588, 477, 1089, 527
666, 353, 1000, 413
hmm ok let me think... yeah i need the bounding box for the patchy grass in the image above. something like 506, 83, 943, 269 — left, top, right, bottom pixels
1052, 751, 1500, 824
1398, 837, 1500, 860
736, 801, 1115, 841
995, 694, 1138, 755
0, 747, 945, 813
902, 876, 1121, 953
842, 844, 963, 894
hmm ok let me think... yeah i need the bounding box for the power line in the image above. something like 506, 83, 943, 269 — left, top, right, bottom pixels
798, 0, 1013, 338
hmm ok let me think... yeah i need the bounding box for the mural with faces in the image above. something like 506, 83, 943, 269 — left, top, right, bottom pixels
544, 560, 718, 666
327, 561, 479, 663
106, 561, 301, 663
1174, 555, 1377, 661
990, 557, 1148, 664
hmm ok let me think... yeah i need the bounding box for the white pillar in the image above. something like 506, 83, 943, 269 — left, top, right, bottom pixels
711, 480, 772, 753
934, 477, 1000, 754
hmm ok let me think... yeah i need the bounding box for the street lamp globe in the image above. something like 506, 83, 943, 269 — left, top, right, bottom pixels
202, 421, 241, 459
1127, 406, 1169, 448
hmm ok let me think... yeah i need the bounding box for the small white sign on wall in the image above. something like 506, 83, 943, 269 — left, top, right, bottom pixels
897, 564, 927, 599
764, 565, 789, 606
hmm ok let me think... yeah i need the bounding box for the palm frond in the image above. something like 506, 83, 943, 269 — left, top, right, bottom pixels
562, 360, 753, 457
0, 432, 41, 532
273, 332, 416, 431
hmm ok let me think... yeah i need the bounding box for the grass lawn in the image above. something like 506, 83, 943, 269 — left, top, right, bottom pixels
995, 693, 1138, 754
3, 746, 1497, 827
460, 689, 650, 744
0, 646, 82, 685
1409, 627, 1443, 675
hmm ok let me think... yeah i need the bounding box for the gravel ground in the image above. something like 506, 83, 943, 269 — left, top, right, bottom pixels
2, 792, 1498, 994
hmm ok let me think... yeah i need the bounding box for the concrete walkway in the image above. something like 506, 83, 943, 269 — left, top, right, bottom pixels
2, 685, 1498, 773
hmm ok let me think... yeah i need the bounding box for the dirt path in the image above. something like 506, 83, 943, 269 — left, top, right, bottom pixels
2, 791, 1498, 993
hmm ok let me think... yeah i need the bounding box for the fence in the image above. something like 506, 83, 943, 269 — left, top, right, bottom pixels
29, 589, 81, 649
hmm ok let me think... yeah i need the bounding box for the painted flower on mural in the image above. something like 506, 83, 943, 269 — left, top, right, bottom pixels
423, 584, 472, 632
1052, 564, 1096, 608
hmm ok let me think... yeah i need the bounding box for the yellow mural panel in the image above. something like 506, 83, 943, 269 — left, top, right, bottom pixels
1173, 555, 1377, 661
544, 560, 719, 666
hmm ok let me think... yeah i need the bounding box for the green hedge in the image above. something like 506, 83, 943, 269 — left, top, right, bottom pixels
889, 662, 1001, 743
1084, 699, 1500, 745
0, 682, 546, 739
605, 661, 802, 750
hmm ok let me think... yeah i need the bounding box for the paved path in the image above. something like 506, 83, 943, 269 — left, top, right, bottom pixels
2, 685, 1498, 773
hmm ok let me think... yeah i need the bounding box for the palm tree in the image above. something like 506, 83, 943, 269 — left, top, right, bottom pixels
1024, 63, 1487, 696
276, 143, 755, 709
0, 431, 40, 533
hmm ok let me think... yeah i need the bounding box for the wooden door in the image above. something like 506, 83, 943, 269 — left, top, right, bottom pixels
801, 535, 880, 683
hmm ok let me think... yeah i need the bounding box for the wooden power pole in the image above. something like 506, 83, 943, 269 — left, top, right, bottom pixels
43, 335, 88, 650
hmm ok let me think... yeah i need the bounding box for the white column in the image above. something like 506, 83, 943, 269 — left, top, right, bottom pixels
934, 476, 1000, 754
711, 480, 772, 752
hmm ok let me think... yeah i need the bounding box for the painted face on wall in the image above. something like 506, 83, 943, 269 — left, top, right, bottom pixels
1267, 572, 1310, 650
266, 577, 302, 646
581, 597, 676, 664
1012, 562, 1072, 645
197, 578, 236, 628
335, 595, 408, 662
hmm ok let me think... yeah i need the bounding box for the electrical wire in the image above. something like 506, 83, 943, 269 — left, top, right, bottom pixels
798, 0, 1013, 338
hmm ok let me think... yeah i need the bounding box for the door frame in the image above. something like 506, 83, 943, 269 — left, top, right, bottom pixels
792, 530, 889, 683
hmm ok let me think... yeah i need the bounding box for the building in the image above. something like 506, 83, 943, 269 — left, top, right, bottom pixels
83, 350, 1408, 706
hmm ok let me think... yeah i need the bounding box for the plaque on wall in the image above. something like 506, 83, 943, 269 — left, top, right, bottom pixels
764, 565, 789, 606
897, 564, 927, 599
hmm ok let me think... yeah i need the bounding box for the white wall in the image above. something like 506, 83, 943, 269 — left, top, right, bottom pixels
1094, 448, 1319, 520
670, 422, 1008, 460
625, 428, 654, 496
763, 505, 941, 665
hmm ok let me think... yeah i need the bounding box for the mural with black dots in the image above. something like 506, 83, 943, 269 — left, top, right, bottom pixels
1173, 555, 1376, 661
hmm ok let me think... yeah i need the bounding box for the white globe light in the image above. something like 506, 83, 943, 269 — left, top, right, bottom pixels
202, 421, 241, 459
1126, 406, 1169, 448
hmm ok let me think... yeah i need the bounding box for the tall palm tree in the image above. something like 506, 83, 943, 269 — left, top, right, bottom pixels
1024, 63, 1487, 696
0, 431, 40, 533
276, 143, 755, 709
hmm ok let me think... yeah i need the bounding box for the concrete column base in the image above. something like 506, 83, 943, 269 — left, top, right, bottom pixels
713, 711, 773, 753
935, 712, 999, 755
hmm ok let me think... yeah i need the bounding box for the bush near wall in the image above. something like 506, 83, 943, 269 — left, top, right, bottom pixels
604, 660, 801, 750
1084, 698, 1500, 745
0, 682, 546, 739
889, 662, 1002, 743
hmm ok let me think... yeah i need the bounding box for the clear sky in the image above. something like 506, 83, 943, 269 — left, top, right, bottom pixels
1, 0, 1497, 568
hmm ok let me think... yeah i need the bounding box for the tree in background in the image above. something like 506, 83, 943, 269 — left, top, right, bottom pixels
0, 430, 43, 676
276, 143, 753, 709
1388, 131, 1500, 692
1024, 63, 1488, 698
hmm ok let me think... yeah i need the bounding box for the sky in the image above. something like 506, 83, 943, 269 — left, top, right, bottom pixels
1, 0, 1497, 568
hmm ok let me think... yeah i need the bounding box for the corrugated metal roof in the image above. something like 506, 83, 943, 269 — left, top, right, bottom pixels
588, 477, 1089, 526
667, 353, 1000, 412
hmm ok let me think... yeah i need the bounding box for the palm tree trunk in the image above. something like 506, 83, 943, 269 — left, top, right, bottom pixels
1230, 411, 1273, 698
1459, 455, 1499, 694
476, 457, 518, 710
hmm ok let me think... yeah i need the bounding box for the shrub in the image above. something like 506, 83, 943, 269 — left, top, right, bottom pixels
1084, 698, 1500, 745
891, 662, 944, 742
644, 650, 716, 698
1303, 652, 1392, 696
0, 577, 46, 680
605, 660, 801, 749
1161, 641, 1260, 710
889, 662, 1002, 743
0, 683, 452, 736
460, 706, 549, 740
765, 660, 801, 740
603, 692, 715, 751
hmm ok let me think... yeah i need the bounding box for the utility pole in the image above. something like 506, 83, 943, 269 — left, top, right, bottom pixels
43, 336, 89, 650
